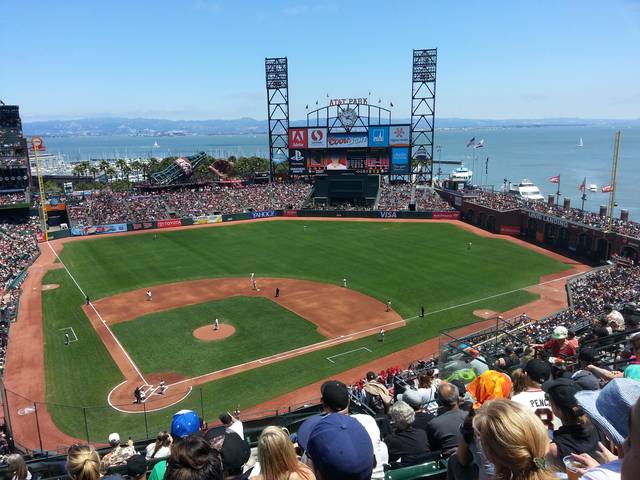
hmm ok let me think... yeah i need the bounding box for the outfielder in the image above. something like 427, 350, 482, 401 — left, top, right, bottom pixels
64, 333, 70, 346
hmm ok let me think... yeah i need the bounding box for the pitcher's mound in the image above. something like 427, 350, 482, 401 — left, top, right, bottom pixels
193, 323, 235, 341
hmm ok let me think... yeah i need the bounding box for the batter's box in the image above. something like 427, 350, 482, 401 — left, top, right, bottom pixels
59, 326, 79, 343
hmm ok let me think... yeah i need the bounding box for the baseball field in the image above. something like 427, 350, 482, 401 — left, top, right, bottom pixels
31, 219, 570, 442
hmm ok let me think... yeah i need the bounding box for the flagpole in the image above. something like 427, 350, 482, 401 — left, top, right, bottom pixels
581, 178, 587, 211
556, 177, 561, 206
606, 131, 621, 232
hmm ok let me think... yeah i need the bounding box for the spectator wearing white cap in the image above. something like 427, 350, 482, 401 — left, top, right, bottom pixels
533, 326, 577, 357
101, 432, 137, 470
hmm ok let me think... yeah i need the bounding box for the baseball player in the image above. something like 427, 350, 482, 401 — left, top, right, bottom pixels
379, 328, 385, 343
146, 289, 152, 301
213, 318, 219, 331
275, 287, 280, 298
158, 380, 166, 395
467, 242, 472, 250
64, 333, 70, 346
386, 300, 392, 312
85, 295, 90, 305
342, 278, 348, 288
421, 305, 425, 318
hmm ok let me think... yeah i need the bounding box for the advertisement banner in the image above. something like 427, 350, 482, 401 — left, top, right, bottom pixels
389, 125, 411, 146
368, 126, 389, 147
283, 210, 298, 217
390, 147, 410, 175
251, 210, 278, 219
431, 212, 461, 220
379, 211, 399, 219
289, 149, 306, 174
499, 225, 521, 235
194, 214, 223, 225
288, 128, 308, 149
327, 133, 368, 149
130, 222, 155, 231
71, 223, 127, 236
307, 128, 328, 148
157, 218, 182, 229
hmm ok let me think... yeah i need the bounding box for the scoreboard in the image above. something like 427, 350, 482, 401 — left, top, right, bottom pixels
288, 125, 411, 176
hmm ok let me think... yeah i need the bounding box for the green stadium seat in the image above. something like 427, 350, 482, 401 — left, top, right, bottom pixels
384, 460, 448, 480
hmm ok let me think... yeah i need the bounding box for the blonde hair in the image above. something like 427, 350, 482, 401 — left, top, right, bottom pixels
474, 399, 555, 480
6, 454, 28, 480
258, 426, 310, 480
66, 445, 101, 480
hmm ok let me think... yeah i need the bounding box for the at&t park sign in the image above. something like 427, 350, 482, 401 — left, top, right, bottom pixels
328, 98, 368, 107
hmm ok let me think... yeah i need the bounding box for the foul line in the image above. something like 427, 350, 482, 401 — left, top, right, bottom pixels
46, 242, 148, 385
326, 347, 372, 363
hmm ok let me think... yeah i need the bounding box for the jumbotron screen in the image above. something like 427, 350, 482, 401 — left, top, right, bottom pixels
287, 125, 411, 176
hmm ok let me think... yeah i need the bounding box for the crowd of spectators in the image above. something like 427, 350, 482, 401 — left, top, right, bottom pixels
0, 192, 27, 207
378, 183, 455, 212
67, 184, 313, 225
465, 189, 640, 239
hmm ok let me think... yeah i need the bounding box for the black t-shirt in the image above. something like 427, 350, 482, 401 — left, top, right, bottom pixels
412, 411, 435, 436
553, 423, 604, 459
385, 427, 433, 468
426, 409, 468, 453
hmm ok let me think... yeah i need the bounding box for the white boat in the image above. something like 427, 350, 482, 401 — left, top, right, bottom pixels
578, 138, 583, 147
508, 179, 544, 201
449, 165, 473, 182
589, 184, 598, 192
153, 141, 159, 148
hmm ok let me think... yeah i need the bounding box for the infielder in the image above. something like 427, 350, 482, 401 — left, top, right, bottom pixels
379, 328, 385, 343
386, 300, 392, 312
146, 289, 152, 301
342, 278, 348, 288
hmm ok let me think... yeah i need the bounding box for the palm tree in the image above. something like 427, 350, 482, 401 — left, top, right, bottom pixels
115, 159, 128, 180
72, 164, 84, 177
89, 166, 99, 182
131, 160, 142, 179
105, 166, 117, 183
98, 160, 110, 176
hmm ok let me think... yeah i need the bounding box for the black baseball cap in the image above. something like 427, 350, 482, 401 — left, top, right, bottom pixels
525, 359, 551, 384
578, 347, 596, 364
126, 455, 147, 478
321, 380, 349, 411
543, 377, 582, 410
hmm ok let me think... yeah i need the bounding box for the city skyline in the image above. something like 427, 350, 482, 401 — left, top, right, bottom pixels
1, 0, 639, 121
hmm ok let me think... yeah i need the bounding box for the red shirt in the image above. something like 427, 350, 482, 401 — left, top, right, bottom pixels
543, 338, 577, 357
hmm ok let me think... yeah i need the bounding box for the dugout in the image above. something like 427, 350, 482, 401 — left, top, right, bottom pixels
311, 173, 380, 208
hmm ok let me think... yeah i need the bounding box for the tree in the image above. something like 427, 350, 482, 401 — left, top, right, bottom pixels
115, 159, 128, 180
89, 166, 99, 181
105, 166, 117, 183
42, 180, 62, 193
72, 164, 85, 177
98, 160, 111, 175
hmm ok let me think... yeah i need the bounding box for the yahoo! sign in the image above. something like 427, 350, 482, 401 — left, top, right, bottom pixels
251, 210, 278, 219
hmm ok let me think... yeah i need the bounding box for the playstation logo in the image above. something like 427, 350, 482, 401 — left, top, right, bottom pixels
290, 150, 304, 161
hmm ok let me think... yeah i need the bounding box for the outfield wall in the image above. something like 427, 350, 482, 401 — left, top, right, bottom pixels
53, 210, 460, 240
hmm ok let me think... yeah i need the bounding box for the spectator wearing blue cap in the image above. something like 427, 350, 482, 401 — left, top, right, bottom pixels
569, 379, 640, 479
148, 410, 202, 480
306, 413, 374, 480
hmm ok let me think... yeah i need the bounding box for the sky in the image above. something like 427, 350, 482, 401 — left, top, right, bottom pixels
1, 0, 639, 121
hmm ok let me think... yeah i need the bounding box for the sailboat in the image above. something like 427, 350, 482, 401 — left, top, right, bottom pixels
578, 137, 583, 147
153, 141, 159, 148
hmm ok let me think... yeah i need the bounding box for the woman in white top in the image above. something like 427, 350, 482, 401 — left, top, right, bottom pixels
145, 431, 172, 460
6, 454, 31, 480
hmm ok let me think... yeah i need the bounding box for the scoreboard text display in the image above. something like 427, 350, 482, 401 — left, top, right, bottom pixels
288, 125, 410, 175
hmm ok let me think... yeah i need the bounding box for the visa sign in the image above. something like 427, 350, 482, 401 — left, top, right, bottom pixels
368, 126, 389, 147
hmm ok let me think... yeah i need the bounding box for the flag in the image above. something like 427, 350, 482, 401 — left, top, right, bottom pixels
485, 157, 489, 175
578, 177, 586, 193
315, 100, 318, 105
326, 93, 329, 98
466, 137, 476, 148
390, 101, 394, 107
473, 139, 485, 149
549, 175, 560, 184
378, 98, 381, 104
305, 104, 308, 109
602, 184, 613, 193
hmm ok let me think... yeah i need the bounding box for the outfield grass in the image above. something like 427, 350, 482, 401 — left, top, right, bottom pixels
111, 297, 325, 376
38, 221, 569, 440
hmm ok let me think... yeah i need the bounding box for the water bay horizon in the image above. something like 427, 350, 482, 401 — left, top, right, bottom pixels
43, 125, 640, 218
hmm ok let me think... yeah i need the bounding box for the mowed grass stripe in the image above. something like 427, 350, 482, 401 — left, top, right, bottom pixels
110, 297, 325, 377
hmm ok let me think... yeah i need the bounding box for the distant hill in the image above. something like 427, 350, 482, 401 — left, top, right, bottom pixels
23, 116, 640, 136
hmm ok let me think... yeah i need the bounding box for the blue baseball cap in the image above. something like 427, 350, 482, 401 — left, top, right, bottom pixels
295, 414, 325, 450
170, 409, 201, 438
576, 378, 640, 446
307, 413, 374, 480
